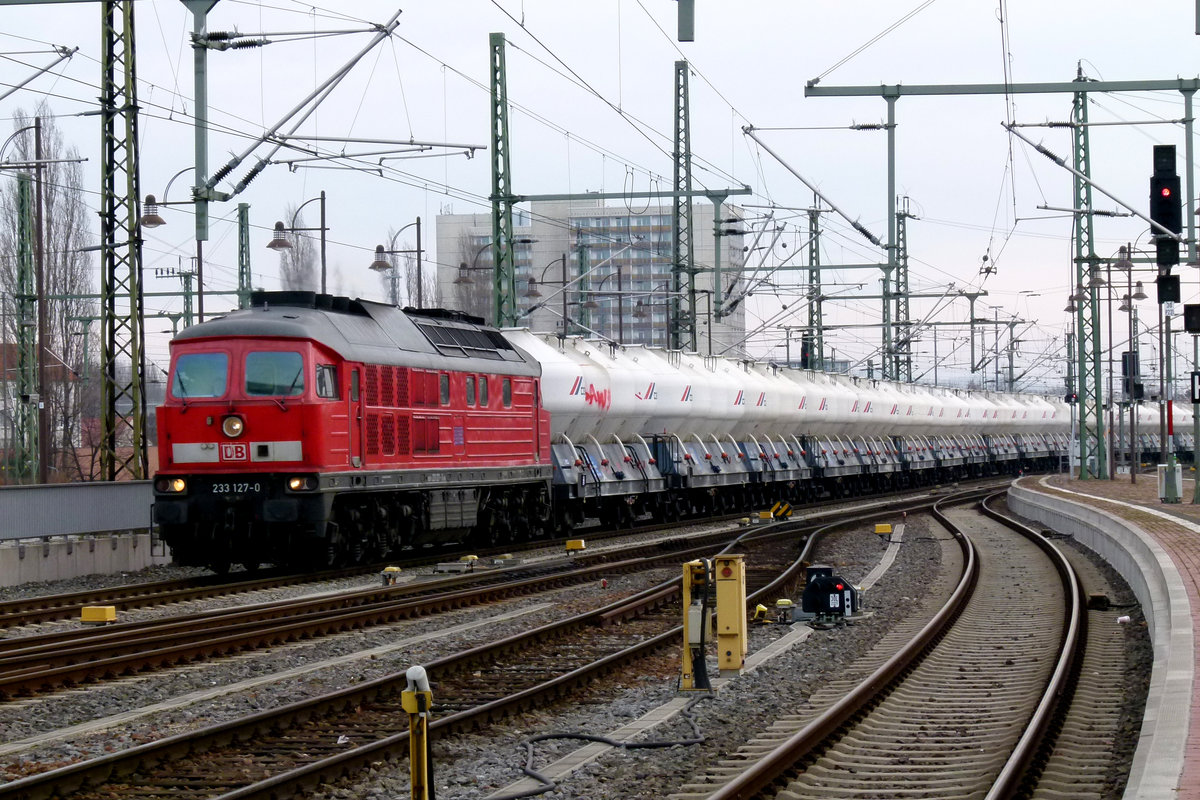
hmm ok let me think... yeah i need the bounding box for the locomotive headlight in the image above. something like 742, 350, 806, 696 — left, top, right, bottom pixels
221, 415, 245, 438
287, 476, 318, 491
154, 476, 187, 493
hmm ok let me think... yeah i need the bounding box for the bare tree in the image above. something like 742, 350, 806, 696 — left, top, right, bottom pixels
453, 232, 492, 322
0, 103, 96, 482
275, 204, 318, 291
404, 249, 438, 309
375, 227, 435, 309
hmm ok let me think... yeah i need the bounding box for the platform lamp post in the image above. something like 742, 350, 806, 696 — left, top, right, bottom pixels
369, 218, 423, 308
581, 268, 626, 343
266, 191, 327, 295
1114, 246, 1147, 483
522, 254, 569, 340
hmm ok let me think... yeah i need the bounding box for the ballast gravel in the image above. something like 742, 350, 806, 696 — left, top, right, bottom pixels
0, 516, 1150, 800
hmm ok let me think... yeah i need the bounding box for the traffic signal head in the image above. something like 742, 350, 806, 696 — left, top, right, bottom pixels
1151, 174, 1182, 237
1157, 273, 1181, 303
1156, 235, 1180, 267
1151, 145, 1182, 250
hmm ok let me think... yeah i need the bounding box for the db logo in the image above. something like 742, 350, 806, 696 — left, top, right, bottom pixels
220, 443, 248, 461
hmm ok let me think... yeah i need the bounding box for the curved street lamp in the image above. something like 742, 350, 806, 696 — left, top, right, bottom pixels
267, 191, 328, 295
369, 218, 423, 308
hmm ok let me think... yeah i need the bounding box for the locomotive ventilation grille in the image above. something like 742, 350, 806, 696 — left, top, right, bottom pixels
415, 320, 516, 361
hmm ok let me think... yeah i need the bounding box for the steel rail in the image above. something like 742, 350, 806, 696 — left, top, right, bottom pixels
704, 488, 1081, 800
705, 493, 981, 800
0, 487, 974, 799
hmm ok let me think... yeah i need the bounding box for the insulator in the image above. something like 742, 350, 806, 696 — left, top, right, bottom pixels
210, 162, 234, 184
239, 160, 267, 188
231, 38, 270, 49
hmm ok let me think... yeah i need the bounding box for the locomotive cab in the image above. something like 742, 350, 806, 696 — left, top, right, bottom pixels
154, 336, 338, 571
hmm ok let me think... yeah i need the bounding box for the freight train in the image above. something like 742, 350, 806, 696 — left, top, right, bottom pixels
153, 291, 1074, 572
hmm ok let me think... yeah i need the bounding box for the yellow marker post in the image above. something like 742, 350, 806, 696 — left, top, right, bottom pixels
714, 554, 747, 675
680, 559, 712, 691
402, 665, 434, 800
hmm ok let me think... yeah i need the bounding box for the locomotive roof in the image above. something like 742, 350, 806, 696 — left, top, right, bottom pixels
172, 291, 540, 375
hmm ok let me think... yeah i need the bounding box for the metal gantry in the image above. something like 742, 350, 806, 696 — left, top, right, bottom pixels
1071, 80, 1106, 479
489, 32, 517, 327
490, 48, 747, 340
99, 0, 146, 480
14, 174, 36, 481
806, 76, 1200, 469
237, 202, 252, 308
806, 204, 824, 370
671, 60, 697, 351
894, 197, 915, 382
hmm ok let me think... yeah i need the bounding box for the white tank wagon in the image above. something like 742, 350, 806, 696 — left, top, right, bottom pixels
501, 329, 1068, 527
840, 379, 902, 488
890, 383, 940, 479
744, 363, 813, 495
980, 392, 1020, 465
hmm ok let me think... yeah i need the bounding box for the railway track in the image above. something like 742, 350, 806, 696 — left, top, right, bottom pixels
0, 486, 998, 799
0, 525, 754, 699
0, 484, 1001, 700
0, 479, 1009, 633
669, 491, 1085, 800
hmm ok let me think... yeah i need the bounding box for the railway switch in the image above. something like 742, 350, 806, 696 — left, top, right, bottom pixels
402, 664, 434, 800
566, 539, 586, 554
714, 554, 747, 675
681, 559, 713, 691
380, 566, 402, 586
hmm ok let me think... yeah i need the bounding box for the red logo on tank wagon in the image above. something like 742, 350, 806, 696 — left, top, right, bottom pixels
220, 443, 248, 461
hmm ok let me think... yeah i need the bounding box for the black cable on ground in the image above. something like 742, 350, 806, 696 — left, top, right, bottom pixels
483, 695, 714, 800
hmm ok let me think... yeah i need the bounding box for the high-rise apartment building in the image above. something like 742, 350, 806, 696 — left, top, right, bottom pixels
434, 199, 747, 354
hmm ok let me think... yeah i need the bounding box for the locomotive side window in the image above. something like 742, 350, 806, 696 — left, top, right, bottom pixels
465, 376, 476, 407
246, 352, 305, 396
479, 376, 489, 407
502, 377, 512, 407
439, 374, 450, 406
316, 365, 339, 399
172, 352, 228, 398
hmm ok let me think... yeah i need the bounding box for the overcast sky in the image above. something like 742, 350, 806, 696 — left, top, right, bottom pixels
2, 0, 1197, 391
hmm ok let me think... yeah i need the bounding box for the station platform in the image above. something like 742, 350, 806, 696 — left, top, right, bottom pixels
1011, 472, 1200, 800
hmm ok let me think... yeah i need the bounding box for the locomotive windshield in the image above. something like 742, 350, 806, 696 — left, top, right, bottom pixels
245, 351, 305, 396
171, 352, 228, 399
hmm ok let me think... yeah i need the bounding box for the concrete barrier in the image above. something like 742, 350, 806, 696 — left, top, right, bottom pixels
0, 533, 173, 588
1008, 481, 1192, 800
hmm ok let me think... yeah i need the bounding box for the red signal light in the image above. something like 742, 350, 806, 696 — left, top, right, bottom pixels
835, 582, 844, 591
1162, 186, 1173, 197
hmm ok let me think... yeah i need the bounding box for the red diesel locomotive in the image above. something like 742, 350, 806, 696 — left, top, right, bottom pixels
153, 291, 552, 571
